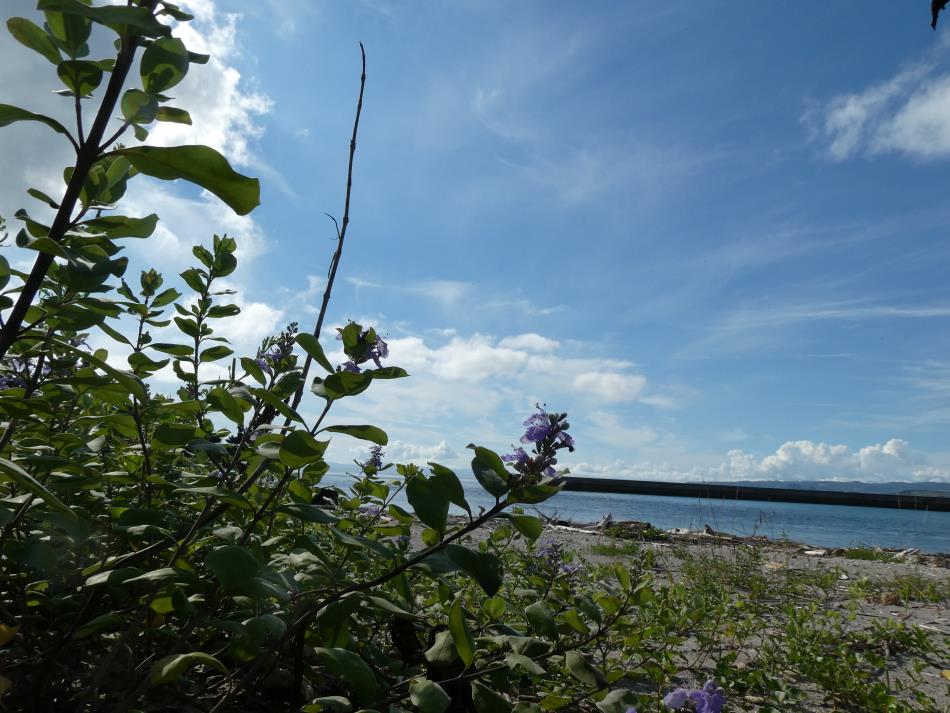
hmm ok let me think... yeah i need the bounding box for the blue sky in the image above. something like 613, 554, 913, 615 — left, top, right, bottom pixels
4, 1, 950, 482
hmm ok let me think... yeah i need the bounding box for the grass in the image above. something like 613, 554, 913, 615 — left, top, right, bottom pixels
843, 546, 898, 562
589, 539, 642, 557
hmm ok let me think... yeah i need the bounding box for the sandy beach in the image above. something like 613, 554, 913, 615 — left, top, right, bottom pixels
454, 515, 950, 711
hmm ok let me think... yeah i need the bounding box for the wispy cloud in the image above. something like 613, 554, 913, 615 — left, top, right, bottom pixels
347, 276, 472, 306
807, 55, 950, 161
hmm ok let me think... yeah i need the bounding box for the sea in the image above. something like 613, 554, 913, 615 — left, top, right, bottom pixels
319, 474, 950, 554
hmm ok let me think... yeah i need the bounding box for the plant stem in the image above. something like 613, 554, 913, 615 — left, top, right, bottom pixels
0, 18, 149, 360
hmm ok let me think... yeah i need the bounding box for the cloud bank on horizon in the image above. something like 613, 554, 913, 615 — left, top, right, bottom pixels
3, 1, 950, 483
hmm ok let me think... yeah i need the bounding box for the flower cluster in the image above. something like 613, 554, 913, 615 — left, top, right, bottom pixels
664, 679, 725, 713
502, 405, 573, 480
255, 322, 299, 376
0, 357, 50, 390
363, 445, 384, 472
336, 321, 388, 374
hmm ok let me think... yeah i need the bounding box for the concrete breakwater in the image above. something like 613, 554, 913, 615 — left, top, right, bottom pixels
562, 477, 950, 512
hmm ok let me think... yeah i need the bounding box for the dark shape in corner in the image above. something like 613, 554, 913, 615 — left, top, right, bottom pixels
933, 0, 948, 29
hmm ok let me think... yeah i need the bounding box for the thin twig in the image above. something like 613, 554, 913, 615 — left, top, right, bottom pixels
290, 43, 366, 413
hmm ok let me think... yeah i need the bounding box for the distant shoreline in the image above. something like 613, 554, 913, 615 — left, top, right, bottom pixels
562, 477, 950, 512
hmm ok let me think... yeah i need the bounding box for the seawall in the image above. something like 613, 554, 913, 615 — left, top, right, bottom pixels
562, 477, 950, 512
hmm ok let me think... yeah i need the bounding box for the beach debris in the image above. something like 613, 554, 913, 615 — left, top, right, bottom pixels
894, 548, 920, 559
803, 549, 828, 557
879, 591, 902, 606
838, 573, 849, 580
763, 561, 784, 571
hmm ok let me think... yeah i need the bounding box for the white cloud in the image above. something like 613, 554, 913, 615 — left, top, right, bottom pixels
497, 333, 559, 352
572, 438, 949, 483
385, 439, 456, 464
810, 61, 950, 161
573, 372, 646, 403
145, 2, 272, 166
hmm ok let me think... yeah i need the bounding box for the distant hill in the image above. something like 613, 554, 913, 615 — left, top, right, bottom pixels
716, 480, 950, 497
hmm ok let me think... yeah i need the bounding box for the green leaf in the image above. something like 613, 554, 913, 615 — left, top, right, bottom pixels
150, 342, 193, 357
277, 503, 338, 524
313, 647, 380, 698
249, 387, 305, 424
206, 387, 247, 426
507, 480, 565, 505
205, 545, 259, 590
471, 681, 512, 713
366, 366, 408, 379
80, 213, 158, 238
241, 356, 265, 384
7, 17, 61, 64
524, 601, 557, 640
206, 304, 240, 318
84, 567, 143, 588
565, 651, 608, 689
121, 88, 158, 125
471, 448, 509, 498
323, 424, 388, 445
140, 36, 189, 93
0, 103, 73, 142
428, 463, 471, 515
37, 0, 170, 37
150, 652, 227, 686
503, 514, 543, 540
115, 145, 260, 216
295, 333, 334, 373
406, 477, 449, 535
482, 596, 506, 620
314, 371, 373, 400
44, 8, 91, 56
513, 703, 543, 713
0, 458, 77, 519
26, 187, 59, 208
57, 59, 102, 96
445, 545, 503, 596
180, 267, 205, 292
594, 689, 639, 713
152, 287, 181, 307
155, 106, 192, 124
279, 430, 328, 469
152, 423, 195, 449
200, 345, 234, 362
409, 679, 451, 713
306, 697, 353, 713
505, 654, 545, 676
424, 629, 458, 665
73, 613, 125, 639
449, 599, 475, 668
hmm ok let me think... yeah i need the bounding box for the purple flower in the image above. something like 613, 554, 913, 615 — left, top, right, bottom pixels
560, 562, 584, 576
693, 680, 724, 713
625, 708, 638, 713
371, 336, 389, 367
364, 445, 384, 471
557, 431, 575, 450
341, 360, 361, 373
663, 688, 689, 709
520, 409, 553, 444
501, 447, 530, 466
663, 680, 724, 713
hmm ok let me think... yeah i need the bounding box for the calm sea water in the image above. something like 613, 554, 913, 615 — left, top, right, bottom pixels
321, 474, 950, 553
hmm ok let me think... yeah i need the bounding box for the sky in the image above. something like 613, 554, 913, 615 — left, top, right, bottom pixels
3, 1, 950, 482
